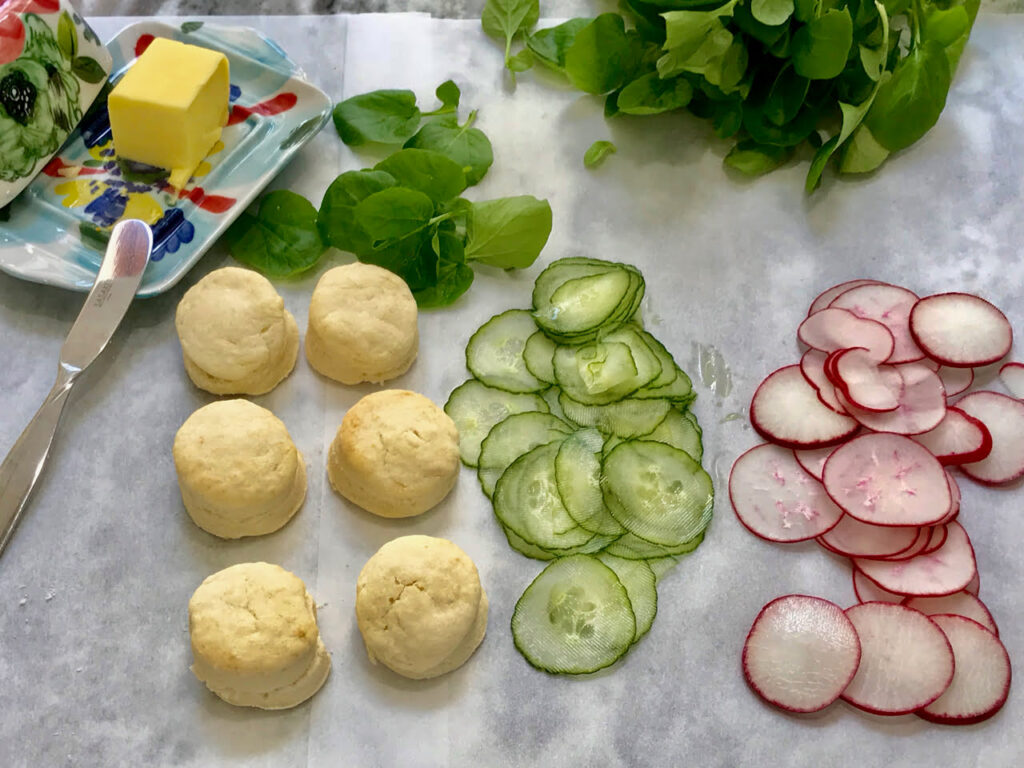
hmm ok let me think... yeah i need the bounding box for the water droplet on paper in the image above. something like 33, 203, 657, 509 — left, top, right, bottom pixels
18, 597, 27, 607
692, 342, 732, 398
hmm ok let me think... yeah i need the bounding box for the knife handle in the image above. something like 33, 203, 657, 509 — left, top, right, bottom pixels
0, 369, 75, 557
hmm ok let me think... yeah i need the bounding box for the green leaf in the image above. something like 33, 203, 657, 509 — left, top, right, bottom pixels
374, 148, 467, 204
355, 187, 436, 245
482, 0, 540, 69
317, 170, 397, 253
584, 140, 617, 168
225, 191, 326, 278
617, 73, 693, 115
805, 134, 840, 191
657, 1, 740, 81
751, 0, 794, 26
725, 140, 792, 175
507, 48, 535, 72
564, 13, 632, 95
72, 57, 107, 85
332, 90, 421, 146
839, 123, 890, 173
464, 196, 552, 269
403, 112, 494, 186
859, 42, 886, 82
793, 0, 818, 23
924, 0, 979, 74
359, 232, 436, 293
435, 80, 461, 111
180, 21, 204, 33
414, 230, 475, 308
527, 18, 590, 70
58, 12, 77, 61
743, 98, 821, 147
764, 64, 810, 126
864, 40, 951, 152
792, 8, 854, 80
732, 2, 790, 46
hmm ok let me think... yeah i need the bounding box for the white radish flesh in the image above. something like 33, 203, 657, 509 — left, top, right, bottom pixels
911, 407, 993, 466
999, 362, 1024, 399
819, 515, 921, 559
823, 432, 951, 527
909, 293, 1012, 368
833, 347, 902, 412
966, 571, 980, 597
875, 526, 932, 561
854, 521, 977, 597
798, 308, 894, 363
842, 602, 954, 715
917, 525, 949, 557
903, 592, 999, 637
957, 391, 1024, 485
936, 366, 974, 398
750, 366, 859, 449
917, 615, 1011, 725
836, 362, 946, 435
830, 283, 924, 363
808, 279, 882, 316
800, 349, 847, 413
852, 569, 905, 604
937, 471, 961, 525
743, 595, 862, 713
793, 445, 834, 481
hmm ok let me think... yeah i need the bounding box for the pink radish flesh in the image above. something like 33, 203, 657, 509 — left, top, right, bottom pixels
808, 279, 882, 316
819, 515, 921, 559
799, 308, 895, 362
729, 444, 844, 542
842, 602, 954, 715
937, 471, 961, 525
836, 362, 946, 435
853, 569, 904, 604
743, 595, 862, 713
999, 362, 1024, 399
830, 283, 924, 363
750, 366, 859, 449
875, 526, 932, 561
966, 572, 980, 597
917, 615, 1011, 725
911, 407, 993, 466
936, 366, 974, 398
855, 521, 976, 597
800, 349, 847, 413
917, 525, 949, 557
957, 391, 1024, 485
909, 293, 1012, 367
822, 432, 951, 526
793, 446, 834, 481
833, 347, 902, 412
903, 592, 999, 637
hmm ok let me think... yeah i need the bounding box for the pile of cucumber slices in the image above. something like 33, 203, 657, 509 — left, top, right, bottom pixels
445, 257, 715, 674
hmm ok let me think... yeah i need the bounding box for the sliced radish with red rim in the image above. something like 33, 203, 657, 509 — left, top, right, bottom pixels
832, 347, 902, 412
999, 362, 1024, 399
909, 293, 1012, 368
793, 445, 834, 481
798, 308, 895, 363
808, 279, 882, 316
836, 362, 947, 435
937, 471, 961, 525
966, 571, 980, 597
874, 526, 932, 561
918, 525, 949, 557
903, 592, 999, 637
911, 407, 993, 466
800, 349, 847, 414
852, 569, 904, 604
854, 521, 977, 597
830, 283, 924, 364
936, 366, 974, 398
750, 366, 859, 449
819, 515, 921, 559
957, 391, 1024, 485
742, 595, 862, 713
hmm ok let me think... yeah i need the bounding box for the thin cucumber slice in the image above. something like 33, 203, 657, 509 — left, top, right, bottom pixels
559, 392, 672, 438
555, 429, 626, 537
477, 412, 573, 498
523, 331, 557, 384
602, 530, 706, 560
533, 267, 632, 338
635, 364, 694, 403
444, 379, 548, 467
493, 442, 595, 551
503, 525, 556, 561
602, 440, 714, 547
502, 523, 618, 559
646, 556, 679, 583
512, 555, 636, 675
466, 309, 546, 394
634, 329, 678, 390
554, 327, 662, 405
597, 554, 657, 642
643, 408, 704, 462
541, 385, 567, 420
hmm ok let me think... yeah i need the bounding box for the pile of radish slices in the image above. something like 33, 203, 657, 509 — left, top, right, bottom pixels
732, 279, 1020, 723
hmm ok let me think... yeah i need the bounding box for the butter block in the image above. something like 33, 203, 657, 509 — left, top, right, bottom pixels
108, 38, 229, 189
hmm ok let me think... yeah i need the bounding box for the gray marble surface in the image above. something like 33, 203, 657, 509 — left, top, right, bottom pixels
3, 11, 1024, 768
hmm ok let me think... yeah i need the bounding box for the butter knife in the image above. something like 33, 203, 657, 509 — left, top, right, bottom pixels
0, 219, 153, 559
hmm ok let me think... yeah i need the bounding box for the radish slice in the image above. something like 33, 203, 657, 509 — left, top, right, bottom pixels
830, 283, 924, 364
729, 444, 844, 542
957, 391, 1024, 485
936, 366, 974, 398
917, 524, 949, 557
937, 471, 961, 525
917, 615, 1011, 725
836, 362, 946, 435
903, 592, 999, 637
853, 569, 904, 604
842, 602, 954, 715
911, 407, 993, 466
750, 366, 860, 449
793, 446, 834, 481
855, 521, 977, 597
875, 526, 932, 561
833, 348, 902, 412
909, 293, 1012, 368
823, 432, 951, 527
798, 308, 895, 362
819, 515, 921, 559
743, 595, 862, 713
808, 279, 882, 316
999, 362, 1024, 399
966, 572, 980, 597
800, 349, 847, 413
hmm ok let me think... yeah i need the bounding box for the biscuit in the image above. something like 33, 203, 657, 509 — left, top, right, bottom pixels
175, 267, 299, 395
305, 263, 418, 385
327, 390, 459, 518
355, 536, 486, 679
188, 562, 330, 710
173, 399, 306, 539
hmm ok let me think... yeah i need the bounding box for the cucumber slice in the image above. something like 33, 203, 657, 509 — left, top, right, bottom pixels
502, 525, 556, 561
466, 309, 546, 394
553, 327, 662, 405
646, 556, 679, 583
559, 392, 671, 438
555, 429, 626, 536
512, 555, 637, 674
477, 412, 573, 498
602, 440, 714, 547
635, 364, 694, 404
643, 407, 704, 461
541, 385, 567, 420
635, 329, 678, 390
597, 554, 658, 642
523, 331, 557, 384
493, 442, 595, 551
444, 379, 549, 467
533, 266, 632, 338
602, 530, 706, 560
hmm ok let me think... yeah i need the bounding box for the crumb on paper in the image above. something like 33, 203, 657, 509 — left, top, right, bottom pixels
18, 597, 27, 607
44, 589, 56, 602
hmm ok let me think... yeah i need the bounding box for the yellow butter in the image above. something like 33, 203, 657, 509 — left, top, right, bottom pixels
108, 38, 229, 189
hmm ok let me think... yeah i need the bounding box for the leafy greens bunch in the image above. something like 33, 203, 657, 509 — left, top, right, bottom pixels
482, 0, 978, 191
225, 81, 553, 307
